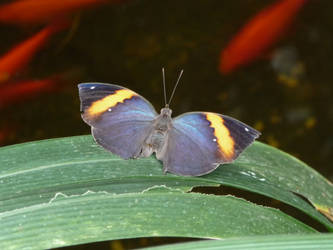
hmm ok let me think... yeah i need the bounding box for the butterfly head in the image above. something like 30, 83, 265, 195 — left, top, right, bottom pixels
160, 107, 172, 117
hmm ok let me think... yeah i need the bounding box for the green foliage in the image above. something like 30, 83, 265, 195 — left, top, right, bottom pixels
0, 135, 332, 249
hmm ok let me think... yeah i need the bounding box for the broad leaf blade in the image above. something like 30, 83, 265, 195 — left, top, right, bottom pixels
0, 136, 320, 249
1, 135, 331, 229
0, 136, 218, 213
0, 191, 315, 249
206, 142, 333, 228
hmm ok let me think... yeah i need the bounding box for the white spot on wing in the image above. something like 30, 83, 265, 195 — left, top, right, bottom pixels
245, 127, 249, 132
108, 108, 112, 112
90, 86, 95, 90
213, 138, 217, 142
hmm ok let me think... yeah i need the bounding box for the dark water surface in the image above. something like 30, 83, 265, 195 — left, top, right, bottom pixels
1, 0, 331, 177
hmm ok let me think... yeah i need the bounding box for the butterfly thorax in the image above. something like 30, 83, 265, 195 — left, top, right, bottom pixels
140, 107, 172, 158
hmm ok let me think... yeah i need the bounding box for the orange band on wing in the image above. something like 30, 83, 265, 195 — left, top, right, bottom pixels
206, 112, 235, 159
87, 89, 136, 116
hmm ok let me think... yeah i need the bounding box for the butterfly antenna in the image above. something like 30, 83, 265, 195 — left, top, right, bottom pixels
167, 69, 183, 106
162, 67, 168, 107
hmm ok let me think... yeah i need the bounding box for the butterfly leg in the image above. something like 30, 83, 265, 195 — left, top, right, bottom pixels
139, 143, 153, 157
162, 165, 168, 174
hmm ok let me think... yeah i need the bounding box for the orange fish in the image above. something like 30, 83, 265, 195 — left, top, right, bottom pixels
0, 76, 62, 109
0, 20, 69, 83
219, 0, 307, 75
0, 0, 112, 25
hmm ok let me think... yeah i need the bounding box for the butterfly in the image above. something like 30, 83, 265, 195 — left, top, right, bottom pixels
78, 69, 260, 176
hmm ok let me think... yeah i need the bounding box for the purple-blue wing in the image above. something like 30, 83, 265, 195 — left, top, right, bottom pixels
78, 82, 157, 128
162, 112, 260, 176
78, 83, 158, 159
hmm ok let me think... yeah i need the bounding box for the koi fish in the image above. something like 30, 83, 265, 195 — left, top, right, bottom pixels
0, 0, 112, 25
219, 0, 307, 75
0, 76, 62, 109
0, 19, 69, 83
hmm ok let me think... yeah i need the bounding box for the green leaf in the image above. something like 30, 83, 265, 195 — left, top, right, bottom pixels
0, 136, 219, 213
143, 233, 333, 250
1, 135, 331, 230
0, 135, 320, 249
205, 142, 333, 229
0, 191, 315, 249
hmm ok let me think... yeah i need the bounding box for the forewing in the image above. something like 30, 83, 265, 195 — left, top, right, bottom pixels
78, 82, 157, 128
163, 112, 260, 176
78, 82, 158, 159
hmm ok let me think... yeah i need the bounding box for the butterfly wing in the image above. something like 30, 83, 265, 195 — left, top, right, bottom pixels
162, 112, 260, 176
78, 82, 158, 159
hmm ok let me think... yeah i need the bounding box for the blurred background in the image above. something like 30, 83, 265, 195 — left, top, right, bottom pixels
0, 0, 332, 247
